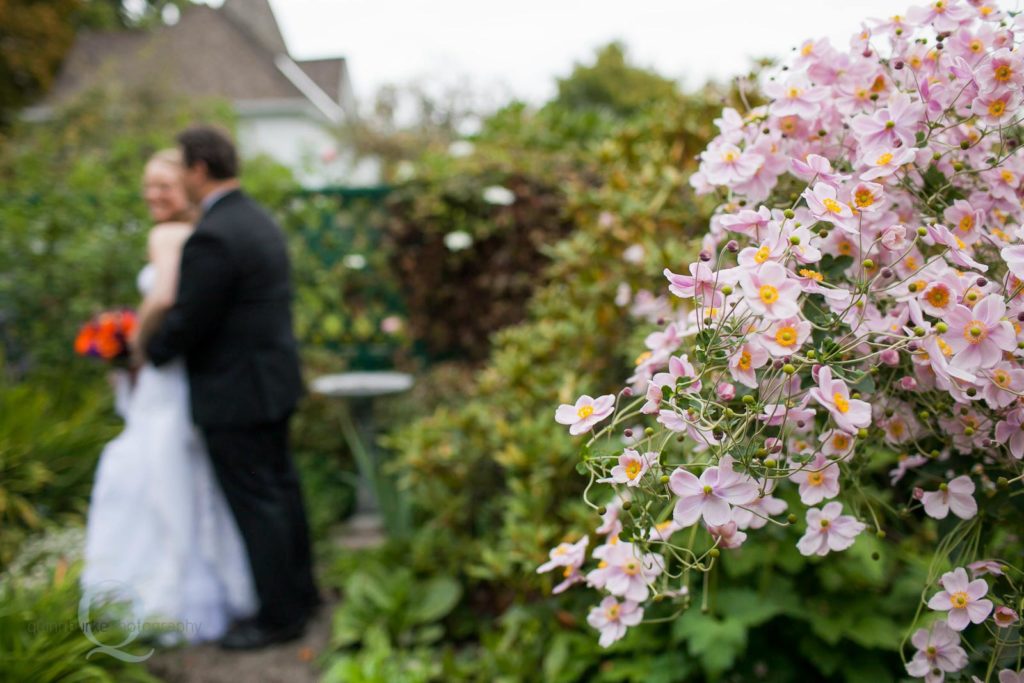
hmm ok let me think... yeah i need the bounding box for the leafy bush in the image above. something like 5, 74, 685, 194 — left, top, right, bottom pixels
384, 157, 574, 362
387, 96, 717, 593
0, 377, 119, 567
0, 527, 156, 683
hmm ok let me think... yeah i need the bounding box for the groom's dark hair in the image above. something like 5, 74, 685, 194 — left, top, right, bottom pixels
176, 125, 239, 180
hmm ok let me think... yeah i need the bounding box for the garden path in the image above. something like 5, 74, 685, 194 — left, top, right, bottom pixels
145, 599, 334, 683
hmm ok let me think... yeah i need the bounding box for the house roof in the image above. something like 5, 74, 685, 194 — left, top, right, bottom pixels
40, 0, 349, 119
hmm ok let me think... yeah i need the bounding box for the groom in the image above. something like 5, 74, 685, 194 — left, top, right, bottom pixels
146, 125, 319, 649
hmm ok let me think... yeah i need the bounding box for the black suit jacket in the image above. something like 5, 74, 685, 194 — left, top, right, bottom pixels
147, 189, 304, 427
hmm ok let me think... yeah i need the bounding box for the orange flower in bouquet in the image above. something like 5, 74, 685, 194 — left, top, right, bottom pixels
74, 310, 137, 363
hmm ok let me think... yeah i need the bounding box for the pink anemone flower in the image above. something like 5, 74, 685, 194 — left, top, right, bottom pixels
927, 567, 993, 631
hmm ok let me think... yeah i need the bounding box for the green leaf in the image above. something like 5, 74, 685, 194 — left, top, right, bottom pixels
673, 610, 747, 677
405, 576, 462, 625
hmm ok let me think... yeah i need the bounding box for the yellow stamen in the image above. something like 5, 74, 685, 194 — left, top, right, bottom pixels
822, 198, 844, 214
759, 284, 779, 305
755, 245, 771, 263
854, 189, 875, 208
577, 405, 595, 419
775, 326, 799, 347
833, 393, 850, 413
964, 321, 987, 345
625, 460, 643, 480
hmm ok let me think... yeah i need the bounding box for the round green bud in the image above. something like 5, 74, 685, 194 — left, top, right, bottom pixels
763, 458, 777, 468
914, 327, 926, 337
818, 229, 828, 239
876, 529, 886, 539
755, 447, 768, 457
787, 513, 798, 524
997, 476, 1009, 488
857, 428, 869, 439
742, 395, 755, 405
708, 548, 720, 559
782, 363, 796, 375
932, 152, 942, 161
660, 475, 670, 484
783, 209, 795, 219
935, 322, 948, 333
806, 350, 816, 359
645, 427, 655, 436
862, 259, 875, 269
960, 140, 971, 150
721, 285, 734, 296
917, 226, 928, 237
597, 506, 607, 515
952, 161, 964, 171
871, 552, 881, 561
963, 427, 975, 437
789, 235, 801, 245
622, 500, 632, 511
929, 449, 940, 458
919, 410, 930, 420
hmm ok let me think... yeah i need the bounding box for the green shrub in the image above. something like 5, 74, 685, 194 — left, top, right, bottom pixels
0, 527, 156, 683
0, 376, 119, 567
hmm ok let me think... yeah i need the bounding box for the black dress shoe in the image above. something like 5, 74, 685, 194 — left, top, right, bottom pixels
219, 619, 306, 650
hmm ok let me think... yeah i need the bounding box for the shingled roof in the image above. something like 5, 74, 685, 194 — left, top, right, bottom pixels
40, 0, 351, 121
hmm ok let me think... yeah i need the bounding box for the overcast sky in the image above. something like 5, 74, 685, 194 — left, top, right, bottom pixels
260, 0, 939, 106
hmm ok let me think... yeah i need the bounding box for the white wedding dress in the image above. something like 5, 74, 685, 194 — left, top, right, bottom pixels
82, 264, 256, 643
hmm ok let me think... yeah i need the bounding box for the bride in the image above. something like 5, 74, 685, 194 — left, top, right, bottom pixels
82, 149, 256, 643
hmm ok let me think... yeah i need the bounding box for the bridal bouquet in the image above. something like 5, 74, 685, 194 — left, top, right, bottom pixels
74, 310, 137, 363
548, 1, 1024, 678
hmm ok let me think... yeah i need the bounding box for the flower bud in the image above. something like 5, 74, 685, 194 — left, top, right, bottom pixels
624, 429, 633, 437
726, 240, 739, 253
716, 382, 736, 401
862, 259, 874, 269
786, 513, 798, 524
621, 500, 632, 511
721, 285, 734, 296
699, 250, 712, 262
622, 387, 633, 397
783, 209, 795, 219
708, 548, 720, 558
782, 364, 796, 375
857, 428, 869, 439
660, 475, 670, 484
789, 235, 800, 245
935, 322, 948, 333
763, 458, 777, 468
645, 427, 654, 436
742, 395, 755, 405
916, 226, 928, 237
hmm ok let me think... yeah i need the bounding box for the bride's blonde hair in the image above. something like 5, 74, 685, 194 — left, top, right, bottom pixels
148, 148, 184, 167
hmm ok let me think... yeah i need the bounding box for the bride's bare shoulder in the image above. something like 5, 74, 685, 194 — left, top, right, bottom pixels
148, 222, 193, 255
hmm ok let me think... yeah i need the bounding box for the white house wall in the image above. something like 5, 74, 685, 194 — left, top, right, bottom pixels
235, 104, 380, 188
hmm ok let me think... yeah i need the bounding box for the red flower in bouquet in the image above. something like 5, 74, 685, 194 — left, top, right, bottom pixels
74, 310, 137, 362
